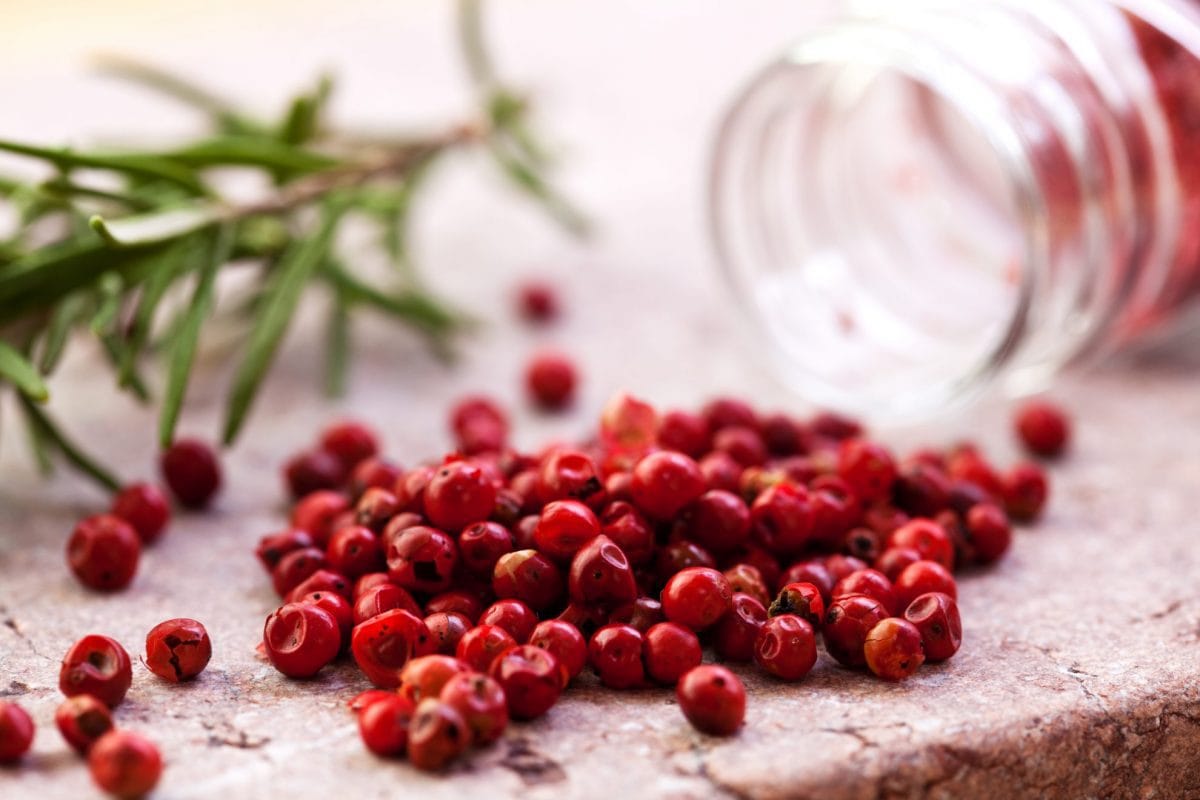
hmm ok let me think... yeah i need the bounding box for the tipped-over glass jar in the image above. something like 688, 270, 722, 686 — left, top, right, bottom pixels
711, 0, 1200, 420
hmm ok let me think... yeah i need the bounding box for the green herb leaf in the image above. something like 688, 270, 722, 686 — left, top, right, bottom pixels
18, 395, 121, 492
162, 136, 340, 173
38, 292, 90, 374
119, 239, 196, 387
89, 272, 124, 336
0, 341, 49, 401
222, 204, 344, 445
279, 73, 335, 146
324, 261, 462, 335
324, 287, 351, 398
158, 228, 230, 448
90, 206, 221, 248
490, 145, 588, 236
0, 139, 207, 194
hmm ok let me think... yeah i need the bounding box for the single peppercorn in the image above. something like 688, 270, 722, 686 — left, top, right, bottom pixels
823, 594, 888, 668
863, 617, 926, 681
1014, 399, 1071, 458
256, 529, 315, 572
459, 521, 514, 577
894, 560, 958, 610
88, 730, 162, 799
643, 622, 702, 685
749, 482, 814, 555
769, 581, 826, 628
326, 525, 384, 579
832, 568, 900, 616
284, 568, 352, 604
661, 567, 733, 631
110, 483, 171, 544
723, 563, 771, 607
754, 614, 817, 681
713, 592, 768, 662
489, 645, 563, 719
965, 502, 1012, 564
0, 702, 35, 763
837, 439, 897, 503
493, 549, 564, 612
55, 694, 113, 755
349, 689, 397, 715
676, 665, 746, 736
407, 698, 470, 771
425, 611, 473, 655
516, 279, 560, 324
160, 437, 222, 509
478, 599, 539, 644
358, 693, 416, 757
537, 448, 604, 506
567, 534, 638, 609
528, 620, 588, 686
263, 603, 341, 679
684, 490, 751, 554
423, 461, 497, 532
904, 592, 963, 661
440, 672, 509, 745
888, 518, 955, 571
301, 590, 354, 644
599, 501, 655, 566
456, 624, 518, 673
630, 451, 706, 520
608, 596, 667, 634
290, 490, 351, 547
588, 624, 646, 689
351, 609, 434, 688
534, 499, 601, 562
526, 350, 578, 410
874, 546, 922, 582
425, 590, 484, 621
353, 582, 421, 625
59, 635, 133, 708
284, 448, 346, 499
320, 420, 379, 470
1003, 461, 1050, 522
144, 618, 212, 682
67, 514, 141, 592
386, 525, 459, 593
399, 655, 471, 703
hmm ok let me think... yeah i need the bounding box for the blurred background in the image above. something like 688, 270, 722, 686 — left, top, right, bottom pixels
0, 0, 833, 477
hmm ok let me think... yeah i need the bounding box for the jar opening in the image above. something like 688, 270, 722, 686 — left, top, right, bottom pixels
712, 26, 1044, 421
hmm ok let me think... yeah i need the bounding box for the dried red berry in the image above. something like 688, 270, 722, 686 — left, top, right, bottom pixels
358, 693, 415, 757
588, 624, 645, 689
534, 500, 600, 562
425, 612, 473, 655
676, 665, 745, 736
965, 502, 1012, 563
354, 487, 400, 533
600, 393, 659, 451
713, 592, 768, 662
568, 534, 637, 609
779, 559, 835, 601
823, 594, 888, 668
399, 655, 470, 703
599, 501, 655, 566
684, 490, 751, 554
479, 599, 539, 644
661, 567, 733, 631
264, 603, 340, 678
750, 483, 814, 555
769, 581, 825, 627
754, 614, 817, 681
894, 560, 957, 610
888, 518, 954, 570
160, 437, 222, 509
459, 521, 513, 577
55, 694, 113, 755
320, 420, 379, 470
1014, 399, 1071, 458
489, 644, 563, 719
88, 730, 162, 798
493, 549, 563, 612
837, 439, 896, 503
300, 591, 354, 644
722, 563, 770, 607
386, 525, 458, 593
326, 525, 383, 578
1003, 462, 1049, 522
904, 592, 963, 661
658, 410, 710, 457
256, 529, 314, 572
348, 689, 396, 715
290, 490, 351, 547
440, 672, 508, 745
631, 451, 705, 520
528, 620, 587, 686
284, 449, 346, 499
450, 396, 509, 455
516, 280, 560, 324
608, 596, 666, 633
424, 461, 497, 532
408, 698, 470, 771
284, 569, 351, 604
425, 590, 483, 621
59, 635, 133, 707
110, 483, 170, 544
351, 609, 434, 688
832, 568, 899, 616
874, 546, 922, 582
526, 350, 578, 410
643, 622, 702, 685
67, 514, 140, 592
456, 624, 517, 673
144, 618, 212, 682
0, 702, 35, 763
864, 617, 925, 681
703, 397, 758, 432
353, 582, 421, 625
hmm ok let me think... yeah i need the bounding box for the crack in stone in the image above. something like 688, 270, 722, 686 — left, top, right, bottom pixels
202, 720, 271, 750
1, 609, 55, 663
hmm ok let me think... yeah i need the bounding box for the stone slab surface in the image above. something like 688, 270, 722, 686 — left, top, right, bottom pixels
1, 1, 1199, 798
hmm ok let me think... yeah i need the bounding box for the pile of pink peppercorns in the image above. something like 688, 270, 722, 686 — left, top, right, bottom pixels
247, 392, 1063, 770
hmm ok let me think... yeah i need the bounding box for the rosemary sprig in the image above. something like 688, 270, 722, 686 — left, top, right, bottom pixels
0, 1, 581, 491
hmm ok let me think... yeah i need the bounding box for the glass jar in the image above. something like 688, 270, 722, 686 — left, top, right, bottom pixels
710, 0, 1200, 421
